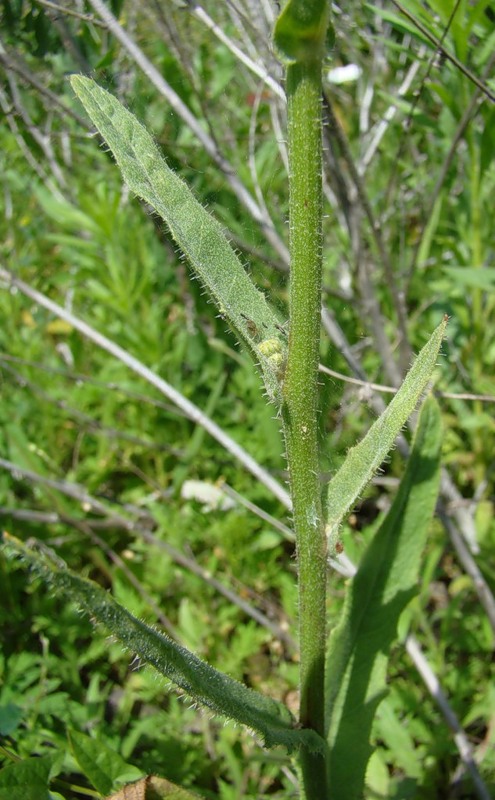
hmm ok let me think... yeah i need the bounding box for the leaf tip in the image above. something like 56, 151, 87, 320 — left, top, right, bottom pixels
69, 73, 83, 90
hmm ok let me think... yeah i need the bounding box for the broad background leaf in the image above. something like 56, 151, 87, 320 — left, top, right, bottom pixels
325, 396, 443, 798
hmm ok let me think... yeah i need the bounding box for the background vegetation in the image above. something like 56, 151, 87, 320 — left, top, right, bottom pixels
0, 0, 494, 797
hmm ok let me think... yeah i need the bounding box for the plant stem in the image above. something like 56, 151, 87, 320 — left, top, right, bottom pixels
282, 59, 328, 795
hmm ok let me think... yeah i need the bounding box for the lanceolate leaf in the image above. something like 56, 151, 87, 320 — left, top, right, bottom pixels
68, 730, 144, 796
1, 533, 324, 756
325, 396, 443, 799
70, 76, 287, 404
325, 316, 447, 551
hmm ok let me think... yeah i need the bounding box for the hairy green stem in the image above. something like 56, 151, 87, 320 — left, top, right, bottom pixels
282, 60, 327, 796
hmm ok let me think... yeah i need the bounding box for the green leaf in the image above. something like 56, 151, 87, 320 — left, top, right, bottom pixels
274, 0, 333, 63
1, 534, 324, 756
325, 316, 447, 551
70, 76, 286, 404
442, 266, 495, 291
367, 4, 434, 47
0, 755, 55, 800
325, 396, 443, 799
0, 703, 23, 736
68, 730, 144, 796
373, 696, 423, 779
